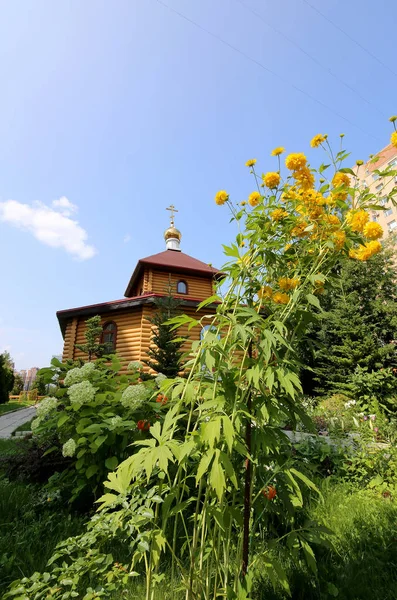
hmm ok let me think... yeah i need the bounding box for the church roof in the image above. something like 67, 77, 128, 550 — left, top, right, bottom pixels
124, 249, 222, 297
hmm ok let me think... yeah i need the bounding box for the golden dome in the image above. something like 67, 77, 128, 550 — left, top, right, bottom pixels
164, 226, 182, 241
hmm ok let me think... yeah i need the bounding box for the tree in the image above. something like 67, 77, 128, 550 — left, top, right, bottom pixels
11, 373, 24, 395
144, 284, 185, 377
31, 372, 47, 396
302, 239, 397, 395
75, 315, 107, 361
0, 353, 14, 404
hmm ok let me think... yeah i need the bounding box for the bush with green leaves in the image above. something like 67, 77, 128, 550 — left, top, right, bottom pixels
32, 357, 168, 503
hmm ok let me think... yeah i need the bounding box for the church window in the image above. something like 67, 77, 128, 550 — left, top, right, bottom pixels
102, 321, 117, 353
177, 280, 188, 294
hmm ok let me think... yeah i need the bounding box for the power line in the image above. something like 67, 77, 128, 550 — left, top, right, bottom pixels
154, 0, 382, 142
236, 0, 387, 118
302, 0, 397, 79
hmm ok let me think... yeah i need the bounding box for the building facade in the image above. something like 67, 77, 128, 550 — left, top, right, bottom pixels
57, 219, 222, 370
357, 143, 397, 237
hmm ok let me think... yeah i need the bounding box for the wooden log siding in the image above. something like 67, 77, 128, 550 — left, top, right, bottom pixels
150, 270, 213, 299
73, 310, 143, 364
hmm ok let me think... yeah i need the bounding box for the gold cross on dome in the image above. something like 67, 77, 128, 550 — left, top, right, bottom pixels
166, 204, 178, 227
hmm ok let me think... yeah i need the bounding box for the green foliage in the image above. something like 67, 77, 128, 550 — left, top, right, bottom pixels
303, 241, 397, 395
32, 358, 166, 503
144, 284, 185, 376
11, 373, 24, 395
75, 315, 107, 361
0, 352, 14, 405
31, 372, 47, 396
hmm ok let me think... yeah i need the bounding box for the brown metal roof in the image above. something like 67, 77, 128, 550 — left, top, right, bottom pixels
124, 249, 223, 297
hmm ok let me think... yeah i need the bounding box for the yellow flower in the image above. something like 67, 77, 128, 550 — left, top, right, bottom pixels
240, 201, 247, 206
245, 158, 257, 167
293, 167, 315, 190
248, 191, 261, 207
310, 134, 327, 148
284, 243, 292, 251
273, 292, 290, 305
271, 146, 285, 156
285, 153, 307, 171
271, 208, 288, 221
278, 277, 300, 291
389, 116, 397, 123
346, 210, 369, 233
263, 171, 281, 189
356, 160, 364, 166
363, 221, 383, 240
349, 240, 382, 261
258, 285, 273, 299
291, 220, 309, 238
391, 131, 397, 149
215, 190, 229, 205
326, 214, 341, 228
333, 230, 346, 250
333, 171, 350, 188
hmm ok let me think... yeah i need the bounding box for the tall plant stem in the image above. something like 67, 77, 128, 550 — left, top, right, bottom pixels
242, 341, 253, 577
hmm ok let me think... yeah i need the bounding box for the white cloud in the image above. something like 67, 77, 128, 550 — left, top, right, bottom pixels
0, 197, 96, 260
52, 196, 78, 216
123, 234, 131, 243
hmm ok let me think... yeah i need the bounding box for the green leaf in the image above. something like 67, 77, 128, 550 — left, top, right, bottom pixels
222, 415, 234, 452
196, 450, 214, 482
86, 465, 99, 478
290, 467, 321, 496
210, 450, 226, 501
201, 417, 222, 448
306, 293, 321, 310
105, 456, 119, 470
338, 167, 355, 176
57, 413, 70, 428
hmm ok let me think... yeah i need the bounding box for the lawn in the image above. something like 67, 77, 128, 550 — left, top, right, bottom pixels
0, 401, 34, 416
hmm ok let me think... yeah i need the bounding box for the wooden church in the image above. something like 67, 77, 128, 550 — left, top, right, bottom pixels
57, 207, 222, 369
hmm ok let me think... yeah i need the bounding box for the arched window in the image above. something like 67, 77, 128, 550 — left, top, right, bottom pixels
177, 280, 188, 295
101, 321, 117, 353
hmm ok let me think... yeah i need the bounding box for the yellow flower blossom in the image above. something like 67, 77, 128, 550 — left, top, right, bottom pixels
333, 230, 346, 250
245, 158, 257, 167
349, 240, 382, 261
363, 221, 383, 240
273, 292, 290, 305
310, 134, 327, 148
278, 277, 300, 291
263, 171, 281, 189
293, 167, 315, 190
258, 285, 273, 299
240, 201, 247, 206
325, 214, 341, 229
291, 220, 309, 238
271, 208, 288, 221
332, 171, 351, 200
285, 153, 307, 171
391, 131, 397, 149
346, 210, 369, 233
215, 190, 229, 205
271, 146, 285, 156
248, 191, 261, 207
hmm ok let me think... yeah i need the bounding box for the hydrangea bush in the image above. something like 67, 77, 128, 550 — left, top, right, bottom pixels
30, 356, 169, 503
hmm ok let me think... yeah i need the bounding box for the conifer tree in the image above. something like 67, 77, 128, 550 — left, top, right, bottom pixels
75, 315, 107, 361
144, 283, 185, 377
0, 352, 14, 404
302, 239, 397, 394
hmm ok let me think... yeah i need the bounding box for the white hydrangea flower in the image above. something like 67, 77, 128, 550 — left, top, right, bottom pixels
128, 361, 142, 372
109, 415, 123, 428
121, 384, 150, 411
62, 438, 77, 458
64, 362, 96, 386
36, 397, 58, 419
68, 380, 96, 405
155, 373, 167, 387
344, 399, 357, 409
31, 417, 41, 432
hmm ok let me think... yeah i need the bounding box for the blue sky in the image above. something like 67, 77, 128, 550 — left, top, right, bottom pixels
0, 0, 396, 370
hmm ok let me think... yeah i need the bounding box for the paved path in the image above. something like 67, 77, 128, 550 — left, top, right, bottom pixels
0, 406, 36, 439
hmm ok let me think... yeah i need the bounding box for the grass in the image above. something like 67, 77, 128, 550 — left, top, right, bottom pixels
12, 419, 33, 434
0, 401, 33, 416
0, 477, 85, 594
